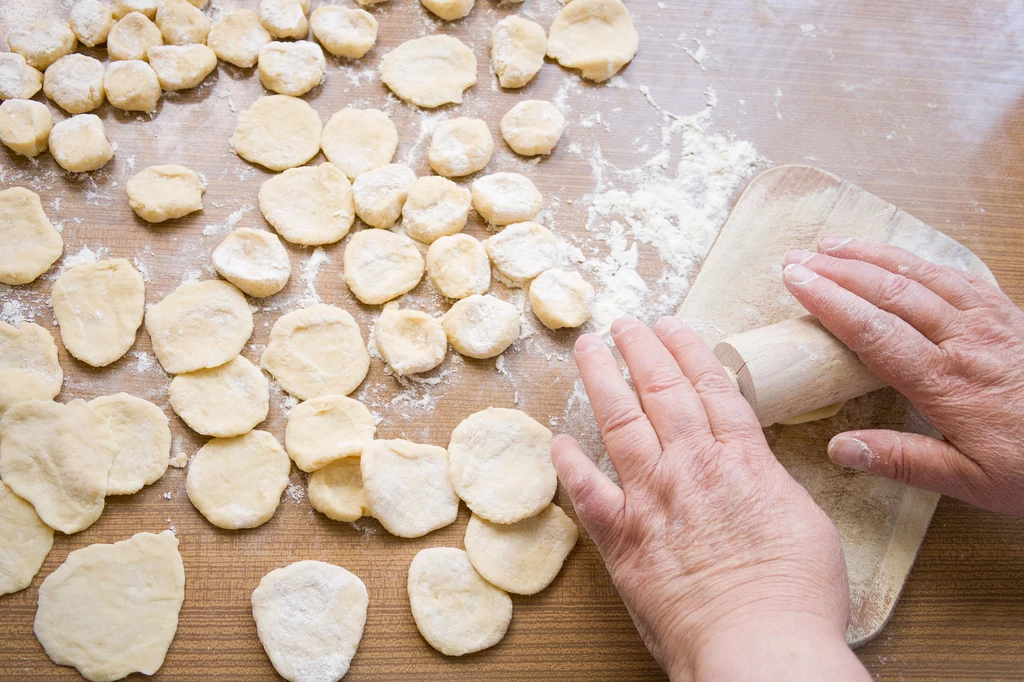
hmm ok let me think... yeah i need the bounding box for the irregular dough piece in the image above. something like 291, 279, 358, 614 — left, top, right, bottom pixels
352, 163, 416, 229
155, 0, 211, 45
261, 304, 370, 400
259, 0, 308, 40
0, 186, 63, 285
0, 321, 63, 418
343, 229, 425, 305
361, 439, 458, 538
212, 227, 291, 297
107, 12, 164, 61
491, 16, 546, 89
420, 0, 474, 21
34, 532, 185, 682
407, 547, 512, 656
285, 394, 375, 472
145, 280, 253, 374
207, 10, 272, 68
258, 41, 325, 97
402, 176, 472, 244
0, 480, 53, 596
0, 99, 51, 157
231, 95, 322, 171
51, 258, 146, 367
485, 221, 556, 285
49, 114, 114, 173
501, 100, 567, 156
311, 6, 377, 59
7, 21, 77, 71
320, 108, 397, 181
472, 172, 543, 226
529, 269, 594, 329
113, 0, 158, 19
70, 0, 116, 47
0, 53, 43, 101
448, 407, 556, 524
374, 307, 447, 376
547, 0, 639, 82
104, 60, 161, 112
89, 393, 170, 496
442, 295, 520, 359
308, 457, 367, 522
428, 117, 493, 178
355, 0, 388, 5
169, 356, 270, 438
43, 54, 105, 114
777, 400, 846, 426
259, 163, 354, 245
126, 164, 205, 223
464, 504, 578, 595
426, 234, 490, 300
381, 35, 476, 108
147, 43, 218, 90
0, 399, 119, 534
186, 430, 291, 529
252, 561, 369, 682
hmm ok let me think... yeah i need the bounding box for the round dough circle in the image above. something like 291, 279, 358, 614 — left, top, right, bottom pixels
442, 294, 520, 359
308, 457, 367, 522
258, 41, 325, 97
0, 98, 50, 158
49, 114, 114, 173
259, 162, 354, 245
0, 480, 53, 596
311, 6, 378, 59
401, 175, 472, 244
428, 117, 493, 178
381, 35, 477, 108
103, 60, 161, 112
361, 439, 458, 538
426, 233, 490, 300
0, 186, 63, 285
471, 172, 543, 226
126, 164, 205, 223
0, 321, 63, 418
546, 0, 639, 83
207, 10, 271, 68
107, 12, 163, 62
529, 269, 594, 329
284, 394, 376, 472
212, 227, 292, 297
42, 54, 105, 114
0, 53, 43, 101
343, 230, 425, 305
259, 0, 308, 40
491, 15, 546, 89
89, 393, 171, 496
231, 95, 322, 172
169, 355, 270, 438
7, 20, 78, 71
320, 108, 397, 181
147, 43, 217, 90
501, 100, 567, 156
352, 163, 416, 229
70, 0, 116, 47
155, 0, 211, 46
485, 221, 557, 285
419, 0, 474, 22
374, 307, 447, 376
114, 0, 158, 19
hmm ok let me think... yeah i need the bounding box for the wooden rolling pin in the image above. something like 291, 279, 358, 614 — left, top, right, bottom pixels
713, 315, 888, 427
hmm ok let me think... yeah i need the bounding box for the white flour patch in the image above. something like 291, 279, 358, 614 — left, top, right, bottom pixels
297, 248, 331, 307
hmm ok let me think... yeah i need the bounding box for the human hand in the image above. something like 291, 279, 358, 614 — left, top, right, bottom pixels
552, 317, 870, 681
783, 237, 1024, 516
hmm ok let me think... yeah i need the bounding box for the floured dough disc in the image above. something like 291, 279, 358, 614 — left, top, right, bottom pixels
114, 0, 158, 19
127, 164, 205, 223
0, 480, 53, 596
381, 35, 476, 108
491, 15, 546, 89
147, 43, 218, 90
7, 20, 77, 71
361, 439, 458, 538
48, 114, 114, 173
442, 294, 520, 359
169, 355, 270, 438
42, 54, 105, 114
352, 163, 416, 229
448, 407, 556, 524
207, 10, 272, 68
154, 0, 211, 45
426, 234, 490, 300
285, 394, 376, 472
547, 0, 638, 83
485, 221, 556, 285
107, 12, 163, 62
88, 393, 171, 496
231, 95, 322, 172
0, 186, 63, 285
259, 162, 354, 245
258, 41, 325, 97
0, 53, 43, 101
0, 99, 52, 158
420, 0, 474, 21
0, 321, 63, 418
70, 0, 116, 47
402, 176, 472, 244
374, 307, 447, 376
308, 457, 367, 522
311, 6, 378, 59
428, 117, 493, 178
104, 60, 161, 112
529, 269, 594, 329
472, 172, 543, 226
500, 100, 567, 156
259, 0, 308, 40
343, 229, 425, 305
320, 108, 397, 181
212, 227, 292, 297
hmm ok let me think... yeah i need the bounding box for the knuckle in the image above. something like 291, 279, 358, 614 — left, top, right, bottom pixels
690, 367, 735, 397
849, 310, 899, 355
600, 398, 650, 443
641, 368, 689, 397
873, 273, 916, 310
880, 437, 914, 485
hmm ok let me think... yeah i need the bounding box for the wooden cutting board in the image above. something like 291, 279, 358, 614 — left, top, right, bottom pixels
676, 164, 997, 646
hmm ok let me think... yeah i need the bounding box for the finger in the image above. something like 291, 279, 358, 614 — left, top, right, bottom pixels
551, 434, 624, 548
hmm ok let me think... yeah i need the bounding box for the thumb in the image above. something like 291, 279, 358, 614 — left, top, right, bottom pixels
551, 434, 624, 548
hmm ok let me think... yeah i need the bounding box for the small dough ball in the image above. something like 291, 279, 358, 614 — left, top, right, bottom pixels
169, 355, 270, 437
308, 457, 367, 522
361, 439, 458, 538
402, 176, 472, 244
0, 53, 43, 101
43, 54, 106, 114
501, 100, 566, 156
343, 229, 424, 305
442, 295, 520, 359
126, 164, 205, 223
104, 60, 161, 112
89, 393, 171, 496
285, 394, 375, 472
547, 0, 638, 83
70, 0, 116, 47
0, 187, 62, 285
231, 94, 322, 171
114, 0, 158, 19
420, 0, 474, 21
0, 321, 63, 418
259, 0, 308, 40
7, 21, 77, 71
321, 108, 397, 181
352, 163, 416, 229
259, 162, 354, 245
448, 407, 556, 524
428, 117, 493, 178
212, 227, 291, 297
147, 43, 218, 90
207, 10, 272, 68
529, 269, 594, 329
491, 15, 546, 89
261, 304, 370, 400
0, 99, 52, 158
485, 221, 556, 285
381, 35, 476, 108
145, 280, 253, 374
155, 0, 211, 45
0, 480, 53, 596
107, 12, 164, 61
258, 40, 325, 96
48, 114, 114, 173
426, 234, 489, 300
374, 307, 447, 376
311, 6, 378, 59
407, 547, 512, 656
472, 172, 543, 226
186, 430, 291, 529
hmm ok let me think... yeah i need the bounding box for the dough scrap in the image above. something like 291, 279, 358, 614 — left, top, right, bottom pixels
169, 355, 270, 438
126, 164, 205, 223
311, 6, 378, 59
320, 108, 397, 181
155, 0, 211, 45
49, 114, 114, 173
352, 163, 416, 229
374, 307, 447, 376
448, 407, 556, 524
428, 117, 493, 178
0, 321, 63, 418
426, 233, 490, 300
107, 12, 164, 62
381, 35, 476, 108
104, 60, 161, 112
43, 54, 105, 114
0, 53, 43, 101
401, 175, 472, 244
259, 162, 354, 245
485, 221, 556, 285
7, 20, 77, 71
471, 172, 543, 226
0, 99, 51, 157
361, 439, 458, 538
207, 10, 272, 68
231, 94, 322, 171
285, 394, 375, 472
491, 16, 546, 89
529, 269, 594, 329
0, 186, 63, 285
114, 0, 158, 19
442, 294, 520, 359
0, 480, 53, 596
147, 43, 218, 90
88, 393, 170, 496
501, 100, 567, 156
70, 0, 116, 47
343, 229, 425, 305
258, 40, 325, 97
547, 0, 638, 83
308, 457, 367, 522
420, 0, 474, 21
259, 0, 308, 40
212, 227, 292, 298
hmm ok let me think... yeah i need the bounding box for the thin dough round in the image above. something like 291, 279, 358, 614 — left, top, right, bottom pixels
0, 53, 43, 101
491, 16, 546, 89
529, 269, 594, 329
381, 35, 476, 108
0, 186, 63, 285
442, 295, 520, 359
258, 41, 325, 97
308, 457, 367, 522
212, 227, 292, 297
70, 0, 116, 47
169, 355, 270, 438
419, 0, 474, 21
0, 480, 53, 596
311, 6, 378, 59
49, 114, 114, 173
501, 100, 567, 156
259, 0, 308, 40
428, 117, 493, 178
320, 108, 397, 181
485, 221, 556, 285
7, 20, 77, 71
207, 10, 272, 68
284, 394, 376, 472
426, 234, 490, 300
546, 0, 639, 83
402, 176, 472, 244
0, 321, 63, 418
471, 172, 543, 226
43, 54, 105, 114
259, 162, 354, 245
231, 95, 322, 172
343, 230, 425, 305
374, 307, 447, 376
103, 60, 161, 112
155, 0, 211, 45
107, 12, 163, 62
147, 43, 218, 90
361, 439, 458, 538
89, 393, 171, 496
352, 163, 416, 229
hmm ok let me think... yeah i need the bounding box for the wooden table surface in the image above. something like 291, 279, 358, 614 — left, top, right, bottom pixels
2, 0, 1024, 680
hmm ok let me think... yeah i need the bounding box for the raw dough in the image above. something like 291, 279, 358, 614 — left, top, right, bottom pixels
471, 172, 543, 226
355, 0, 388, 5
442, 295, 520, 359
207, 10, 272, 68
320, 108, 397, 181
407, 547, 512, 656
212, 227, 292, 297
0, 321, 63, 418
155, 0, 210, 45
259, 0, 308, 40
107, 12, 163, 61
428, 117, 493, 178
70, 0, 115, 47
113, 0, 158, 19
0, 99, 51, 157
258, 41, 325, 96
777, 401, 847, 426
88, 393, 170, 496
501, 100, 566, 156
186, 430, 291, 529
402, 176, 472, 244
0, 186, 63, 285
485, 221, 557, 285
547, 0, 638, 82
252, 561, 369, 682
308, 457, 367, 522
49, 114, 114, 173
464, 503, 578, 595
43, 54, 105, 113
374, 307, 447, 376
51, 258, 146, 367
285, 394, 375, 472
491, 16, 546, 89
34, 531, 185, 682
0, 480, 53, 596
0, 53, 43, 101
104, 60, 161, 112
169, 355, 270, 437
311, 6, 378, 59
144, 279, 253, 374
126, 164, 205, 222
147, 43, 218, 90
426, 233, 490, 299
7, 21, 77, 71
448, 407, 556, 524
361, 439, 458, 538
231, 94, 322, 171
259, 163, 354, 245
529, 269, 594, 329
352, 163, 416, 229
0, 399, 119, 534
261, 304, 370, 400
343, 229, 424, 305
381, 35, 476, 108
419, 0, 474, 21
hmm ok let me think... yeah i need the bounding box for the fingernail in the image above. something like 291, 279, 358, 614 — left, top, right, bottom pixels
783, 249, 815, 266
828, 436, 873, 470
819, 235, 852, 252
575, 334, 603, 353
783, 263, 818, 285
655, 316, 684, 334
611, 316, 641, 334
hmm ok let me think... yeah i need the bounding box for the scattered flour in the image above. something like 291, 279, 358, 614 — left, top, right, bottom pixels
297, 248, 331, 307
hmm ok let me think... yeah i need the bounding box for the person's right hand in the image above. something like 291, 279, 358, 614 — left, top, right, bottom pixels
782, 237, 1024, 516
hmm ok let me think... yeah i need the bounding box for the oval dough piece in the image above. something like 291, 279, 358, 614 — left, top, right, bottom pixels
0, 321, 63, 418
428, 117, 493, 178
284, 394, 376, 472
311, 6, 378, 59
114, 0, 158, 19
471, 172, 543, 226
231, 94, 322, 171
7, 20, 77, 71
426, 234, 489, 300
491, 15, 546, 89
374, 307, 447, 376
528, 269, 594, 330
259, 163, 354, 246
126, 164, 205, 223
0, 99, 51, 158
308, 457, 367, 522
381, 35, 476, 108
212, 227, 291, 297
34, 532, 185, 682
361, 439, 458, 538
252, 561, 369, 682
43, 54, 105, 114
155, 0, 211, 45
420, 0, 474, 21
104, 60, 161, 112
547, 0, 638, 83
145, 279, 253, 374
442, 295, 520, 359
0, 186, 63, 285
147, 43, 218, 90
501, 100, 567, 156
402, 176, 472, 244
70, 0, 116, 47
407, 547, 512, 656
186, 430, 291, 529
448, 407, 555, 524
343, 230, 424, 305
88, 393, 170, 496
320, 108, 397, 181
49, 114, 114, 173
0, 53, 43, 101
169, 355, 270, 438
107, 12, 163, 61
485, 221, 556, 285
51, 258, 146, 367
0, 399, 119, 534
0, 480, 53, 596
259, 0, 308, 40
261, 304, 370, 400
258, 41, 325, 97
207, 10, 272, 68
352, 163, 416, 229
